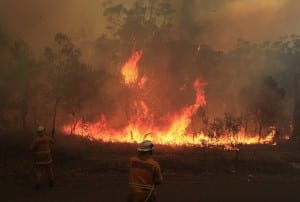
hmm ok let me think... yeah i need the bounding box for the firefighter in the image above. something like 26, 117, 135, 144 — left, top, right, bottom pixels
30, 126, 55, 190
128, 140, 163, 202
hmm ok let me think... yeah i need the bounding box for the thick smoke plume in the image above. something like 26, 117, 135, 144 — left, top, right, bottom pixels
1, 0, 300, 51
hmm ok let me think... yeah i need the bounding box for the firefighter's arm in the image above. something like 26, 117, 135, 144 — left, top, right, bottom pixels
154, 164, 163, 185
46, 135, 55, 144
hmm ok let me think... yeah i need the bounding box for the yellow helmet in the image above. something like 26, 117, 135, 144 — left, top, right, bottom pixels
37, 126, 45, 133
137, 140, 154, 152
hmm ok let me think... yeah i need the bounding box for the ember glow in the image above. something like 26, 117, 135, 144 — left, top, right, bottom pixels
62, 50, 278, 148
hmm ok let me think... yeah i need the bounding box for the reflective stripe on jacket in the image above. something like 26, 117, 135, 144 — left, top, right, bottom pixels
129, 183, 154, 190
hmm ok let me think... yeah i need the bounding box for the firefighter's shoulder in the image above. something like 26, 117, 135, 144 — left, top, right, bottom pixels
146, 158, 160, 168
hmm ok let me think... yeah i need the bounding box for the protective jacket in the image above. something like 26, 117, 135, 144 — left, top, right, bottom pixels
128, 155, 163, 202
30, 135, 54, 165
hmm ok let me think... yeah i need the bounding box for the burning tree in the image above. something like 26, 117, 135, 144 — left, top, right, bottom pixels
208, 117, 224, 140
224, 113, 242, 145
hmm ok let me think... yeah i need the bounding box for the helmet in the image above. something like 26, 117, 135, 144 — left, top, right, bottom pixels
37, 126, 45, 133
137, 140, 154, 152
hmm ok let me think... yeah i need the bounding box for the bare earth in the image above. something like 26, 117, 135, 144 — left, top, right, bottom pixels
1, 133, 300, 202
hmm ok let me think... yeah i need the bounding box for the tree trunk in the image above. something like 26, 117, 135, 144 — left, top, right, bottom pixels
32, 106, 37, 128
293, 73, 300, 140
293, 102, 300, 138
20, 98, 28, 130
258, 118, 264, 139
148, 0, 156, 22
70, 116, 79, 135
51, 99, 58, 138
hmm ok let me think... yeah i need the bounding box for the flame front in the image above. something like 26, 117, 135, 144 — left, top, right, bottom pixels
62, 50, 281, 149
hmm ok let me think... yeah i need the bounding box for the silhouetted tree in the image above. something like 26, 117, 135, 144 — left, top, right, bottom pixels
10, 39, 37, 129
44, 33, 94, 136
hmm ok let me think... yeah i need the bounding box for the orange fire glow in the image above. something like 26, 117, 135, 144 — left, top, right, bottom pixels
62, 50, 280, 149
121, 50, 143, 85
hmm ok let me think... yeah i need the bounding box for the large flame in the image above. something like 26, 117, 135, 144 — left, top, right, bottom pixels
121, 50, 143, 85
62, 50, 281, 149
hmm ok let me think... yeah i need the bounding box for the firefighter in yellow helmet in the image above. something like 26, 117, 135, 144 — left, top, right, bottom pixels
30, 126, 55, 190
128, 140, 163, 202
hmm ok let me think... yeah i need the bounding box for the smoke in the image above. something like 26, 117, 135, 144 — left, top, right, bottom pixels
171, 0, 300, 49
0, 0, 299, 53
0, 0, 106, 55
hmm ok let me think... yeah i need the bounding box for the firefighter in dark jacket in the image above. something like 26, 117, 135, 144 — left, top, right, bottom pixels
30, 126, 55, 190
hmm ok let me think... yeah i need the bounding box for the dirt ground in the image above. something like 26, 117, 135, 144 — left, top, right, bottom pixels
1, 133, 300, 202
2, 173, 300, 202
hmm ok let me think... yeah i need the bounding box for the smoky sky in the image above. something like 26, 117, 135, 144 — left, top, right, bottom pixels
0, 0, 300, 53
